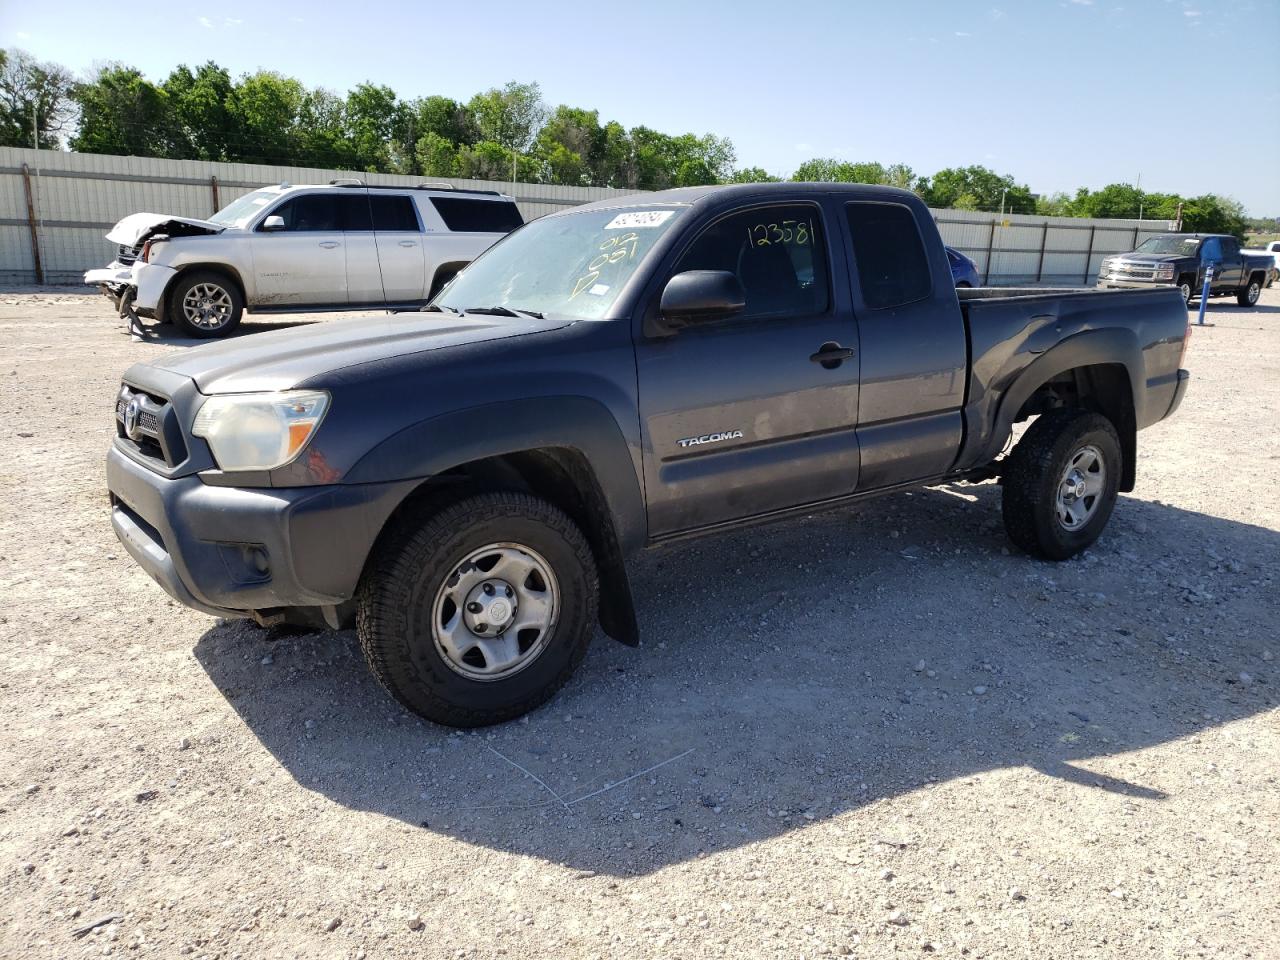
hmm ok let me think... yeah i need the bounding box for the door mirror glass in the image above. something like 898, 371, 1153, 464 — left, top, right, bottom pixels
659, 270, 746, 329
262, 215, 285, 232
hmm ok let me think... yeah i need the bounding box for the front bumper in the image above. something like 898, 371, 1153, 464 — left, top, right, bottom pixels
85, 261, 175, 317
107, 441, 417, 620
1095, 277, 1176, 291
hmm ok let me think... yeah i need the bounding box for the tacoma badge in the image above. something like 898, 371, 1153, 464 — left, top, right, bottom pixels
677, 430, 744, 449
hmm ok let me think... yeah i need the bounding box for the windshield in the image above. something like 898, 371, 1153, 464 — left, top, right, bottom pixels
434, 206, 688, 320
210, 189, 280, 228
1134, 235, 1201, 256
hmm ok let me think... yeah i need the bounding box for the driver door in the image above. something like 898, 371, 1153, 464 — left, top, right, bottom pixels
634, 201, 861, 537
250, 193, 348, 306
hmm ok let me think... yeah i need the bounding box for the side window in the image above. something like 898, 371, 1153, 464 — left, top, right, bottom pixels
338, 195, 373, 231
267, 194, 340, 232
1220, 238, 1239, 258
1201, 237, 1222, 261
845, 202, 932, 309
430, 197, 524, 233
671, 204, 830, 320
370, 195, 421, 231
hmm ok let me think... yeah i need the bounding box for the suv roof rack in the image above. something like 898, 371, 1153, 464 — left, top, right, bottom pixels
326, 180, 504, 198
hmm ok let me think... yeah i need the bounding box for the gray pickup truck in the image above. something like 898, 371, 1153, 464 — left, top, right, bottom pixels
107, 183, 1191, 726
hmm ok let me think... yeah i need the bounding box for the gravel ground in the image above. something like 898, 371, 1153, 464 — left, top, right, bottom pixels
1, 287, 1277, 960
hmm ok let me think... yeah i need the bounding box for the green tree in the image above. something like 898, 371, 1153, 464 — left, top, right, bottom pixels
346, 82, 403, 172
296, 87, 355, 168
728, 166, 781, 183
793, 158, 920, 191
231, 71, 304, 165
162, 62, 238, 160
71, 64, 178, 157
0, 48, 75, 148
923, 165, 1034, 213
415, 131, 458, 178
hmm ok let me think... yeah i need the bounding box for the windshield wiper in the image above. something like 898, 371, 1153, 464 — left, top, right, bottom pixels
422, 303, 460, 314
462, 305, 544, 319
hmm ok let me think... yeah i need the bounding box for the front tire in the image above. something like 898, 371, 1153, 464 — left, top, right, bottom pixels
1237, 277, 1262, 307
357, 492, 599, 727
1001, 410, 1121, 561
170, 270, 243, 338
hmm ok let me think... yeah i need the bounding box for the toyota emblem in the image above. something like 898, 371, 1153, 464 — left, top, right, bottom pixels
124, 399, 143, 440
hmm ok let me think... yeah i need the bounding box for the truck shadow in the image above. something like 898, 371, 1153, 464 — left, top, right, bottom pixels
193, 483, 1278, 876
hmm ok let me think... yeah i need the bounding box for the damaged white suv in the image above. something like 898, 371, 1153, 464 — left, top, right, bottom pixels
84, 181, 524, 337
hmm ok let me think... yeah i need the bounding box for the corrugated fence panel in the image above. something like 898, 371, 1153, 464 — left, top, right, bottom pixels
2, 147, 1178, 287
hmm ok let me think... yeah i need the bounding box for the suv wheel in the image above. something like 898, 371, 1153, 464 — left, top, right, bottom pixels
1237, 277, 1261, 307
171, 270, 243, 338
1001, 410, 1121, 561
357, 492, 599, 727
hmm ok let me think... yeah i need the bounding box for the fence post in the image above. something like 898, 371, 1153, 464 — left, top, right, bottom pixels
1083, 225, 1096, 285
1035, 222, 1049, 283
210, 175, 220, 216
21, 163, 44, 285
982, 218, 997, 285
1132, 225, 1139, 249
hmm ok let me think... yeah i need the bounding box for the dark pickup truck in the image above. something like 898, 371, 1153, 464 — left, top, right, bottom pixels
1097, 232, 1271, 306
107, 183, 1191, 727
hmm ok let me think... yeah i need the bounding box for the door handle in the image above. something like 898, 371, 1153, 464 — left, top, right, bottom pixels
809, 341, 856, 369
319, 241, 340, 249
398, 240, 417, 247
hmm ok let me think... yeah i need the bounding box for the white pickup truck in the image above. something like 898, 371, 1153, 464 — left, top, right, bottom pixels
1242, 239, 1280, 286
85, 182, 524, 337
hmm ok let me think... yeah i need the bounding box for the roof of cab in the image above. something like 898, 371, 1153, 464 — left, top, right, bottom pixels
562, 181, 923, 216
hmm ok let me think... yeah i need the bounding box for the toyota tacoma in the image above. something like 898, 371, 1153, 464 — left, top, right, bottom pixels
107, 184, 1191, 727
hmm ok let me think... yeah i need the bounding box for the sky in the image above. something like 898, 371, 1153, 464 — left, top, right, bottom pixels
3, 0, 1278, 215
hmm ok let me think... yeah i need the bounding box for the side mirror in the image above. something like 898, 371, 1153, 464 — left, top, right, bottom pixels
658, 270, 745, 331
261, 215, 285, 232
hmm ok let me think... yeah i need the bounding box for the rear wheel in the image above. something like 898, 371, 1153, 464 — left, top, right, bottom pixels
1001, 410, 1121, 561
357, 491, 599, 727
170, 270, 243, 338
1237, 276, 1262, 307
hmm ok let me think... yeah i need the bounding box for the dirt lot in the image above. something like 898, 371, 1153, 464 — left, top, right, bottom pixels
1, 288, 1277, 960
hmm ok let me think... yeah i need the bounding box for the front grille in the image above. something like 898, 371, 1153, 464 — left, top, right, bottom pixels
115, 385, 185, 467
117, 243, 142, 266
1111, 263, 1156, 279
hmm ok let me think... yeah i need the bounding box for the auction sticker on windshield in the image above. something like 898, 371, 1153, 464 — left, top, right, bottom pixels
605, 211, 675, 230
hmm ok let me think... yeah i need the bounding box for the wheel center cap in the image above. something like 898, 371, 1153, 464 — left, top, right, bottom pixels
463, 579, 517, 634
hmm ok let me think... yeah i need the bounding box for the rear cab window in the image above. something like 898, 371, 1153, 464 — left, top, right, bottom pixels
429, 197, 524, 233
672, 204, 830, 321
844, 202, 932, 309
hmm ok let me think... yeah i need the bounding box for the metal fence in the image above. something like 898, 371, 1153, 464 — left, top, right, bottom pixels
933, 210, 1176, 286
1, 146, 1175, 287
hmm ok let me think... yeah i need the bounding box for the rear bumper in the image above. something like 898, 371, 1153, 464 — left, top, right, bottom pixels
1166, 368, 1191, 419
107, 441, 417, 619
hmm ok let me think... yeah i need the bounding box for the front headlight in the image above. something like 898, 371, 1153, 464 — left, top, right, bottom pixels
191, 390, 330, 471
1099, 259, 1112, 278
1154, 263, 1176, 280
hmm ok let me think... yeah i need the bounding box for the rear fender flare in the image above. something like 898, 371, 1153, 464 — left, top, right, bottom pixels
977, 327, 1143, 474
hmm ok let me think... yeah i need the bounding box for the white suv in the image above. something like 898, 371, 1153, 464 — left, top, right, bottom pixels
85, 181, 524, 337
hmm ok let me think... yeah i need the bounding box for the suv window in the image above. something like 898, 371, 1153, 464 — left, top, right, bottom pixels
845, 202, 931, 309
671, 204, 830, 320
430, 197, 524, 233
370, 195, 420, 231
268, 194, 340, 232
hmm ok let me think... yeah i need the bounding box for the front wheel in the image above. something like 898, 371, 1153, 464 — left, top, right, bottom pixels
1178, 280, 1193, 305
170, 270, 243, 338
1001, 410, 1121, 561
357, 492, 599, 727
1237, 277, 1261, 307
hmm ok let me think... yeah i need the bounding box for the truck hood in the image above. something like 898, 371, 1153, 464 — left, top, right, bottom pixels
106, 212, 226, 247
131, 312, 573, 395
1109, 253, 1190, 265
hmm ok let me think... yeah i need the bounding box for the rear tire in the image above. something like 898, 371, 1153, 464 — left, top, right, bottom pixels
1237, 276, 1262, 307
1001, 410, 1121, 561
357, 492, 599, 727
170, 270, 243, 338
